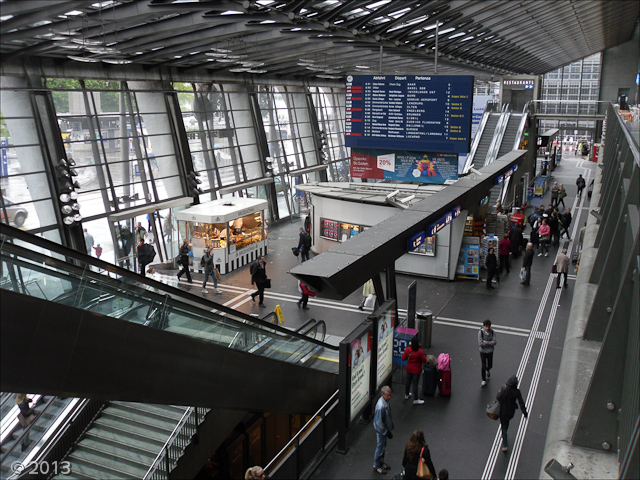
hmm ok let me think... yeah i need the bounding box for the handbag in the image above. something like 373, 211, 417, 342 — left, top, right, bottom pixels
292, 247, 300, 257
215, 268, 221, 281
264, 278, 272, 289
417, 447, 433, 479
551, 264, 557, 274
519, 267, 527, 282
486, 401, 501, 420
364, 293, 376, 308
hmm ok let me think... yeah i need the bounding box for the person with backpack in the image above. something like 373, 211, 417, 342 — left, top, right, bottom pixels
576, 174, 586, 198
298, 227, 312, 262
560, 208, 572, 239
401, 337, 427, 405
201, 245, 221, 294
297, 280, 316, 310
478, 319, 496, 388
250, 256, 268, 307
496, 375, 528, 452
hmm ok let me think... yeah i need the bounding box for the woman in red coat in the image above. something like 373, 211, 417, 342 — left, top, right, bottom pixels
401, 337, 427, 404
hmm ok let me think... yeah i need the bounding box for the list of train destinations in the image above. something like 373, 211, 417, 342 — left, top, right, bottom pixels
345, 74, 474, 153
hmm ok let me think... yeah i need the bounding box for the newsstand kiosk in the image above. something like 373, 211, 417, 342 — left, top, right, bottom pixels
176, 197, 268, 275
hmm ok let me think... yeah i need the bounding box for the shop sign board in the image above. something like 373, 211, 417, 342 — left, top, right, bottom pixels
351, 148, 458, 184
376, 309, 395, 390
427, 205, 461, 237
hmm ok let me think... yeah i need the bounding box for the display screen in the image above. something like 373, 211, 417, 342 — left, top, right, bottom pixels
345, 74, 474, 153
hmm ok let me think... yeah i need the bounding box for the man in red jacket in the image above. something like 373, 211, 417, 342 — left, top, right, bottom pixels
401, 337, 427, 405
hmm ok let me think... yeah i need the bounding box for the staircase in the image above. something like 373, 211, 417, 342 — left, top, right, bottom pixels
55, 402, 189, 480
472, 114, 499, 169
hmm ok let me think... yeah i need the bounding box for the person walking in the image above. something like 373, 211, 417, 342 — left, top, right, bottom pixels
485, 247, 498, 289
538, 219, 551, 256
576, 174, 586, 198
401, 430, 436, 480
509, 224, 523, 259
549, 211, 560, 246
135, 221, 147, 244
498, 234, 511, 275
176, 238, 193, 283
557, 184, 567, 208
136, 239, 155, 275
250, 256, 268, 307
16, 394, 36, 452
298, 227, 312, 262
560, 208, 572, 239
373, 385, 394, 474
496, 375, 528, 452
521, 242, 534, 285
550, 182, 559, 208
201, 245, 221, 294
554, 248, 570, 289
401, 337, 426, 404
479, 319, 496, 387
297, 280, 316, 310
83, 228, 94, 255
358, 279, 376, 310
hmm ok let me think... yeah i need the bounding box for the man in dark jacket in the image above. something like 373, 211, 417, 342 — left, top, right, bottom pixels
496, 375, 528, 452
250, 256, 268, 307
298, 227, 312, 262
176, 239, 193, 283
136, 240, 155, 275
548, 211, 560, 245
521, 242, 534, 285
509, 225, 523, 259
560, 208, 572, 239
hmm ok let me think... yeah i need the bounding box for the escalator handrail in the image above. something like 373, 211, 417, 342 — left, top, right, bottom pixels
0, 224, 338, 350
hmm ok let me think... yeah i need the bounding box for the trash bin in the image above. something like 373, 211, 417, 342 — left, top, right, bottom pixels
416, 309, 433, 349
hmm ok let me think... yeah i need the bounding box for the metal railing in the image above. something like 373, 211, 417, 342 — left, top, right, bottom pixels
528, 100, 609, 118
143, 406, 209, 480
485, 103, 510, 167
462, 101, 500, 174
264, 391, 339, 480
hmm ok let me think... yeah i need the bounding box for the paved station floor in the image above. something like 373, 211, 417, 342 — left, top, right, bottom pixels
158, 150, 596, 480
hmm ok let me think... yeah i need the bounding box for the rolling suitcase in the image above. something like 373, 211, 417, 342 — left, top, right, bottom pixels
437, 353, 452, 396
422, 365, 438, 396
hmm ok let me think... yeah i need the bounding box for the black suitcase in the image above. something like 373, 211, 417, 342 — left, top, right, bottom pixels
422, 365, 438, 396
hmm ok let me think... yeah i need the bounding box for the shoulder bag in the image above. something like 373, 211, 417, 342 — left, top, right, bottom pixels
417, 446, 433, 479
486, 401, 501, 420
551, 264, 557, 274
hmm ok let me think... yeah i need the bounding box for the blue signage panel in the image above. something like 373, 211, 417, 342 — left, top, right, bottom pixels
428, 206, 461, 237
345, 74, 474, 153
408, 231, 426, 251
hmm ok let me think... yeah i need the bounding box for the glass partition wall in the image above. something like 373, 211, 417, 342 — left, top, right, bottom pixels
0, 75, 349, 270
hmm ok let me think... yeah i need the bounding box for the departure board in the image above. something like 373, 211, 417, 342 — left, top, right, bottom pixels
345, 74, 474, 153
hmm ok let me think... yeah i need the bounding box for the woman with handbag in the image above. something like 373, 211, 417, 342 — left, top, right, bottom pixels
401, 430, 436, 479
538, 218, 551, 257
496, 375, 528, 453
297, 280, 316, 310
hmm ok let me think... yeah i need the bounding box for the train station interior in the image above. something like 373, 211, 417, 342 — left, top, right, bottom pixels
1, 1, 639, 479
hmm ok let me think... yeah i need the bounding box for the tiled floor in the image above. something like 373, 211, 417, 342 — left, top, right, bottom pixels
161, 150, 596, 479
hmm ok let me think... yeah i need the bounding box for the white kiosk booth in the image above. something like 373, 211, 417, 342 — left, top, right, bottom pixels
176, 197, 268, 274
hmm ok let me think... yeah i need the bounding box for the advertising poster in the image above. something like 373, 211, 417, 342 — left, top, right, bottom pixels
351, 148, 458, 184
350, 331, 371, 422
376, 311, 394, 389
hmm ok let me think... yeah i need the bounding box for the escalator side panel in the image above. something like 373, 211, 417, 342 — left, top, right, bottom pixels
1, 290, 338, 415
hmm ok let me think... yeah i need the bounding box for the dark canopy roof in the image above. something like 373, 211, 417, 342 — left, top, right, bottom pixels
1, 1, 638, 82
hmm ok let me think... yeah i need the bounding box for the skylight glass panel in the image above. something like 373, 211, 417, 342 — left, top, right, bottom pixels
366, 0, 392, 9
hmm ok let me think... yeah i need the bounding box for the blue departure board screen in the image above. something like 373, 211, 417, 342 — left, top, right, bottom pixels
345, 74, 474, 153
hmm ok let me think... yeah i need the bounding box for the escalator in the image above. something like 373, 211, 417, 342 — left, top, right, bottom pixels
0, 223, 339, 414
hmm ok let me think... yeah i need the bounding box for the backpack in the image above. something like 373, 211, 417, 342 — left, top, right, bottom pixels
437, 353, 451, 371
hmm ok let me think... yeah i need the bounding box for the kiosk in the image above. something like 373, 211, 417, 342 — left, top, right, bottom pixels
176, 198, 268, 274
